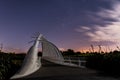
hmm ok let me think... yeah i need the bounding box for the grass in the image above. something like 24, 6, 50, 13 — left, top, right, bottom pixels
0, 50, 120, 79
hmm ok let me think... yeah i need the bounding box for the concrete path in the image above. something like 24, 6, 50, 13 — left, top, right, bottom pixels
13, 59, 119, 80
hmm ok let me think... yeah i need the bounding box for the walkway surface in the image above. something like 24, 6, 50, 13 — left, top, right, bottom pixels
13, 59, 119, 80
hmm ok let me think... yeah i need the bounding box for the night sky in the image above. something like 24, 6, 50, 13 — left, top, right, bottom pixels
0, 0, 120, 53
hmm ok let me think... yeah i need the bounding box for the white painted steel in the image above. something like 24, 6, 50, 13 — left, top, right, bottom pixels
10, 34, 42, 79
41, 37, 86, 68
41, 37, 64, 64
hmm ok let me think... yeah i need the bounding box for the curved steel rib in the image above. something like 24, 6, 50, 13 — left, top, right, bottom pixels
10, 34, 42, 79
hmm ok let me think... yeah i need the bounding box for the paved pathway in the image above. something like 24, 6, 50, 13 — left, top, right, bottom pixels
13, 59, 119, 80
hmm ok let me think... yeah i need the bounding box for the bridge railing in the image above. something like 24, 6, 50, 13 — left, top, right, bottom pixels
43, 56, 86, 68
64, 56, 86, 68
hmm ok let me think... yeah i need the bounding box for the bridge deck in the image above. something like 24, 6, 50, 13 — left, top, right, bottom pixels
12, 59, 118, 80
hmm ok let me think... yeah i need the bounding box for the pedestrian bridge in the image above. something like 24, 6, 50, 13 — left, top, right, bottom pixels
10, 34, 86, 79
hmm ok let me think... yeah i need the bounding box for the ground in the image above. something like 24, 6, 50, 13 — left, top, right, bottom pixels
12, 59, 119, 80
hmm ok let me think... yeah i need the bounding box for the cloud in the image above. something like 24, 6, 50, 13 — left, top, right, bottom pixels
75, 26, 91, 32
97, 1, 120, 21
76, 0, 120, 43
59, 48, 65, 51
86, 24, 120, 41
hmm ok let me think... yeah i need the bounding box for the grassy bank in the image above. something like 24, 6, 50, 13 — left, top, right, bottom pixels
0, 52, 25, 80
0, 50, 120, 79
86, 51, 120, 77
